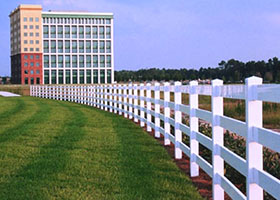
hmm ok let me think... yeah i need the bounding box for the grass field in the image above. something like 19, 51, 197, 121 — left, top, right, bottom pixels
0, 96, 203, 200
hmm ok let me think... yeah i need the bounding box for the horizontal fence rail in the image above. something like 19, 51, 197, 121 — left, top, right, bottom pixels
30, 76, 280, 200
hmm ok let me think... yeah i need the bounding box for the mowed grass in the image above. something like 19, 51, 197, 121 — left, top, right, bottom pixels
0, 96, 202, 200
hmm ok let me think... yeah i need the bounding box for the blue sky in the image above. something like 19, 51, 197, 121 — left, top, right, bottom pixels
1, 0, 280, 76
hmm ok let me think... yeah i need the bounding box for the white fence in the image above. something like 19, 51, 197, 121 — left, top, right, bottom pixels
30, 76, 280, 200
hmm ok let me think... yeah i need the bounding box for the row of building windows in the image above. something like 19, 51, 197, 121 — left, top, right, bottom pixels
43, 25, 111, 39
24, 69, 40, 75
43, 55, 112, 68
24, 40, 40, 44
24, 48, 40, 52
24, 62, 40, 67
23, 55, 40, 60
43, 17, 111, 25
24, 77, 40, 85
23, 25, 40, 30
24, 32, 40, 37
43, 40, 111, 53
44, 69, 112, 84
23, 17, 39, 22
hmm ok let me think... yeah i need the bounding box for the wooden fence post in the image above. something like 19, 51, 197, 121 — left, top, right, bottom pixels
246, 76, 263, 200
164, 82, 171, 145
212, 79, 224, 199
175, 81, 182, 159
154, 82, 160, 138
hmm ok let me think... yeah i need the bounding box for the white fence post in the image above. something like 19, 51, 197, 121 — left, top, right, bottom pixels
104, 85, 108, 111
133, 84, 138, 123
140, 83, 145, 127
190, 80, 199, 177
246, 76, 263, 200
164, 82, 171, 145
174, 81, 182, 159
129, 84, 133, 119
154, 82, 160, 138
109, 85, 113, 112
211, 79, 224, 199
93, 85, 96, 107
146, 83, 152, 132
124, 85, 128, 118
114, 85, 117, 113
118, 85, 122, 115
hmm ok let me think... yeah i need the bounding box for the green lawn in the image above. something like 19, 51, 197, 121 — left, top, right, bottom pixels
0, 96, 202, 200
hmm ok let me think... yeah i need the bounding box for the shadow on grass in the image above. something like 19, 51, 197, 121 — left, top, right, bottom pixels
0, 102, 87, 199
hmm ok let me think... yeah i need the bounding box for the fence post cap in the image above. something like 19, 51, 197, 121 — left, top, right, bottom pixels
174, 81, 181, 86
164, 82, 170, 86
190, 80, 198, 86
211, 79, 223, 85
245, 76, 262, 85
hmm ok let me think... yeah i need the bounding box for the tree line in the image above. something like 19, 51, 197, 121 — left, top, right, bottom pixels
115, 57, 280, 83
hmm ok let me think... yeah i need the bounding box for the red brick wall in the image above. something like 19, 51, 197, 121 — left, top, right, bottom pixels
21, 53, 43, 85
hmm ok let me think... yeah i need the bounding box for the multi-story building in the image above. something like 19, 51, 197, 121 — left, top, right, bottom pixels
9, 4, 114, 85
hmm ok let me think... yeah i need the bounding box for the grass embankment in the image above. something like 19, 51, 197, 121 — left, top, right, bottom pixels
0, 85, 30, 96
0, 96, 202, 200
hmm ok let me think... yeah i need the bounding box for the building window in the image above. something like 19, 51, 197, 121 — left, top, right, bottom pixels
36, 25, 39, 29
36, 32, 39, 37
51, 70, 56, 84
25, 77, 28, 84
30, 25, 34, 29
100, 55, 105, 68
100, 70, 105, 83
24, 40, 28, 44
86, 55, 91, 68
66, 70, 70, 84
58, 55, 63, 68
24, 55, 28, 59
107, 69, 111, 83
30, 40, 34, 44
79, 41, 84, 53
92, 26, 97, 38
24, 25, 27, 29
24, 62, 28, 67
58, 70, 63, 84
30, 48, 34, 52
79, 55, 84, 67
36, 70, 40, 74
35, 17, 39, 22
99, 26, 104, 39
106, 41, 111, 53
36, 40, 39, 44
86, 70, 91, 83
36, 48, 39, 52
93, 41, 98, 53
24, 17, 27, 22
99, 41, 105, 53
72, 41, 77, 53
36, 55, 40, 59
106, 19, 111, 24
44, 40, 49, 53
29, 17, 33, 22
58, 26, 63, 38
36, 62, 40, 67
31, 77, 34, 85
72, 55, 77, 68
43, 25, 49, 38
79, 70, 84, 84
86, 41, 91, 53
72, 70, 77, 84
24, 48, 28, 52
24, 70, 28, 74
65, 40, 70, 53
36, 77, 40, 84
86, 26, 91, 38
30, 32, 34, 36
51, 40, 56, 53
44, 56, 49, 68
30, 55, 34, 59
93, 70, 98, 83
44, 70, 49, 84
71, 26, 77, 38
93, 55, 98, 68
51, 55, 56, 68
106, 55, 111, 67
30, 70, 34, 75
106, 27, 111, 39
79, 26, 84, 38
30, 62, 34, 67
65, 55, 70, 68
51, 26, 56, 38
24, 32, 28, 37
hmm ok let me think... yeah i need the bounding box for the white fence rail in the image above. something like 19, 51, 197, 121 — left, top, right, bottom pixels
30, 76, 280, 200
